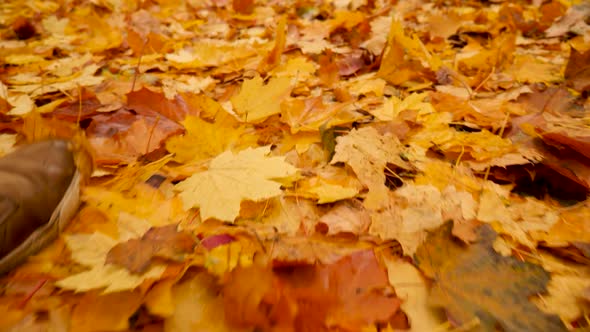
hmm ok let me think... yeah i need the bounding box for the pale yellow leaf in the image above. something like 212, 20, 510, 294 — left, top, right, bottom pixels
56, 232, 165, 293
0, 134, 16, 156
318, 200, 370, 235
7, 94, 34, 116
175, 146, 298, 222
370, 184, 475, 255
533, 275, 590, 322
55, 213, 163, 293
331, 127, 410, 209
308, 182, 359, 204
384, 258, 445, 331
477, 183, 559, 247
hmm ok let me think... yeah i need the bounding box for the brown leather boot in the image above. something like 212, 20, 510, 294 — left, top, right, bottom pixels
0, 140, 80, 274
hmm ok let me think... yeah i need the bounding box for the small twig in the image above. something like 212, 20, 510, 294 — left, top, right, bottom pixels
130, 36, 149, 93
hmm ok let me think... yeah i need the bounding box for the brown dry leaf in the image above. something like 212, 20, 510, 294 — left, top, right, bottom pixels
106, 224, 196, 274
87, 110, 183, 164
258, 16, 286, 74
414, 222, 566, 332
127, 87, 200, 123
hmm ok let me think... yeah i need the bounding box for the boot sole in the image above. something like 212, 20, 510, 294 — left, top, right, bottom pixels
0, 170, 81, 274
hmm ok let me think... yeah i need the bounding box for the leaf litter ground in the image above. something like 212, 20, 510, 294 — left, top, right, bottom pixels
1, 0, 590, 331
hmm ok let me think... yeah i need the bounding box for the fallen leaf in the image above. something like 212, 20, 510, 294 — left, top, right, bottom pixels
231, 75, 292, 123
175, 146, 298, 222
565, 48, 590, 92
414, 222, 567, 332
477, 182, 560, 247
70, 290, 143, 332
317, 199, 370, 235
331, 126, 411, 209
55, 214, 166, 293
383, 257, 445, 331
223, 250, 403, 331
164, 272, 241, 332
106, 224, 196, 274
165, 114, 243, 163
532, 274, 590, 322
127, 87, 200, 123
378, 19, 441, 85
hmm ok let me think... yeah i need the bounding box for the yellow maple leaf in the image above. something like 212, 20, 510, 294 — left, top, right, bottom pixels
175, 146, 298, 222
166, 114, 243, 163
204, 240, 256, 276
508, 54, 563, 83
409, 112, 516, 161
231, 75, 292, 123
370, 92, 436, 121
383, 258, 445, 331
307, 182, 359, 204
166, 41, 260, 69
477, 183, 559, 248
377, 19, 442, 85
83, 185, 184, 227
272, 56, 317, 81
55, 213, 165, 293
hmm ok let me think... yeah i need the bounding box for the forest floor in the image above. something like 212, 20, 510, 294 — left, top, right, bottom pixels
0, 0, 590, 331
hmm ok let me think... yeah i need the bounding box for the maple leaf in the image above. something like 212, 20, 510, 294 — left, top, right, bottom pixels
331, 126, 412, 209
165, 42, 259, 70
165, 114, 243, 163
126, 87, 199, 123
538, 202, 590, 246
175, 146, 298, 222
258, 16, 286, 74
414, 221, 567, 332
230, 75, 293, 123
369, 184, 477, 255
508, 54, 562, 83
317, 200, 370, 235
55, 213, 166, 293
532, 274, 590, 323
377, 19, 441, 85
477, 183, 559, 248
106, 224, 196, 274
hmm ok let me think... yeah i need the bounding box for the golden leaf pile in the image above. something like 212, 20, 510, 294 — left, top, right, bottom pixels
1, 0, 589, 331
